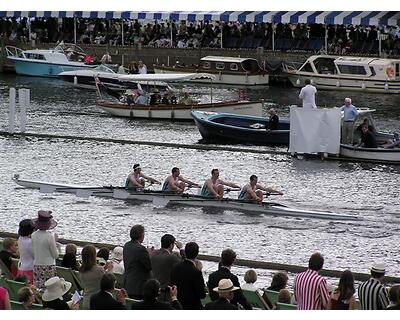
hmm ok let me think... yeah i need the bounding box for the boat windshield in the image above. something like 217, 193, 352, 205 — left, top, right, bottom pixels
313, 57, 336, 75
93, 64, 116, 73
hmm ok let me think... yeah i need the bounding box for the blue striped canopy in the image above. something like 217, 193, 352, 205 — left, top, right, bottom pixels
0, 11, 399, 26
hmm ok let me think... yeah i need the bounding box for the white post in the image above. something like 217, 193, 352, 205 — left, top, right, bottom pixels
325, 25, 328, 53
8, 88, 16, 134
19, 89, 29, 133
28, 19, 31, 44
74, 17, 77, 44
170, 21, 173, 47
378, 30, 382, 57
220, 29, 223, 49
121, 19, 125, 67
272, 23, 275, 51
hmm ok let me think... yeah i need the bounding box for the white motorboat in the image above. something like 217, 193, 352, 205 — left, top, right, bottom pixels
154, 56, 269, 86
5, 42, 96, 77
283, 55, 400, 93
95, 73, 264, 119
12, 174, 359, 221
59, 64, 171, 91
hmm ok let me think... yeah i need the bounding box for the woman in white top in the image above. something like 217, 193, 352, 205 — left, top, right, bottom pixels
31, 210, 60, 290
241, 269, 264, 296
16, 219, 36, 284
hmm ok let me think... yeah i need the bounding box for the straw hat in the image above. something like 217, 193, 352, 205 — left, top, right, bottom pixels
213, 279, 239, 293
371, 262, 385, 274
42, 277, 72, 301
33, 210, 57, 230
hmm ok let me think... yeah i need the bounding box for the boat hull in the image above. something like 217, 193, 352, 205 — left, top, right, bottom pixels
154, 66, 269, 86
12, 176, 358, 221
192, 111, 290, 145
96, 100, 263, 119
340, 144, 400, 163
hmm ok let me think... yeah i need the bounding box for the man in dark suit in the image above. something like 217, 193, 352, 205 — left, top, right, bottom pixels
208, 248, 252, 309
90, 273, 127, 310
150, 234, 184, 302
123, 224, 152, 299
170, 242, 207, 309
205, 279, 239, 310
132, 279, 182, 310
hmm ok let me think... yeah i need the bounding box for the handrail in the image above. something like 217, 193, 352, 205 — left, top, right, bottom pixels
5, 45, 25, 58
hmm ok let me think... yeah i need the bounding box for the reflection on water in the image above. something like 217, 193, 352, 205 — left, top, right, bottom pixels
1, 74, 400, 276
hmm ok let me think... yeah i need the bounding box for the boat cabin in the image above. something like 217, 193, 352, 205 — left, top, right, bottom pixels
298, 55, 400, 79
199, 56, 263, 73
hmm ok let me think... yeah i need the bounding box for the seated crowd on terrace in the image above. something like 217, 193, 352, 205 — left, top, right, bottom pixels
1, 212, 400, 310
1, 17, 400, 55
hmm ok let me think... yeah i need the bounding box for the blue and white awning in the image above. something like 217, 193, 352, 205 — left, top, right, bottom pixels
0, 11, 399, 26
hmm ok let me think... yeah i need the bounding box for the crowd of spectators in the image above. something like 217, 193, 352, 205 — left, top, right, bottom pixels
1, 17, 400, 56
1, 215, 400, 310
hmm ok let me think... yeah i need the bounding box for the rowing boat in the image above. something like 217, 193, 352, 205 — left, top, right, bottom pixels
12, 174, 359, 221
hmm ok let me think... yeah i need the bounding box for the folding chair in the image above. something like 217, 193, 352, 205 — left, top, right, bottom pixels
242, 289, 270, 310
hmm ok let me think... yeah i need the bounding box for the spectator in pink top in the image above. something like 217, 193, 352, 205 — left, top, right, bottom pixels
293, 252, 330, 310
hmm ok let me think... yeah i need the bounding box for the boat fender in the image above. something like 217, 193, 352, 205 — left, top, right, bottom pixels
218, 71, 222, 81
296, 79, 300, 86
336, 80, 340, 87
385, 66, 395, 78
74, 76, 78, 85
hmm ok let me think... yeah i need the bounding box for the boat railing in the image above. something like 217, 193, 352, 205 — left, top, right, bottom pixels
282, 61, 301, 72
5, 46, 25, 59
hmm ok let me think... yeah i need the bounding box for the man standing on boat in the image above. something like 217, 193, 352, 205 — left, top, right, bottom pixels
340, 97, 359, 144
126, 164, 160, 191
238, 175, 283, 204
299, 79, 317, 109
200, 169, 241, 199
162, 167, 200, 194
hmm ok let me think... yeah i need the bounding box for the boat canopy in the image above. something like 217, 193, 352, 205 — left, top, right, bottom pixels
118, 73, 216, 82
200, 56, 257, 64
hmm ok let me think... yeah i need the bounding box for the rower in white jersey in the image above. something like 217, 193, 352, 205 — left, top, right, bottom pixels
162, 167, 200, 194
125, 164, 160, 190
238, 175, 283, 204
200, 168, 240, 199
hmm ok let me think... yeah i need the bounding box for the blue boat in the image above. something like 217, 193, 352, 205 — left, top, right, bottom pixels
5, 42, 96, 77
191, 110, 290, 145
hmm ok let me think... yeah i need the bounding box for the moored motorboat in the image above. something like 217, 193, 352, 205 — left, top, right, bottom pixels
191, 110, 290, 145
5, 42, 97, 77
12, 174, 359, 221
154, 56, 269, 86
283, 55, 400, 93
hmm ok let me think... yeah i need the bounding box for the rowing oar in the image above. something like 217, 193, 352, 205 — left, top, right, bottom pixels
263, 192, 283, 196
224, 187, 241, 193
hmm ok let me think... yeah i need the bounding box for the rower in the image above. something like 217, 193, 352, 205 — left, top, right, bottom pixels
125, 164, 160, 191
162, 167, 200, 194
200, 169, 240, 199
238, 175, 283, 204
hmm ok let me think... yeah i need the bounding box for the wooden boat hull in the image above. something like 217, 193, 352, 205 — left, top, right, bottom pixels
340, 144, 400, 163
96, 100, 263, 119
191, 111, 290, 145
12, 175, 359, 221
153, 66, 269, 85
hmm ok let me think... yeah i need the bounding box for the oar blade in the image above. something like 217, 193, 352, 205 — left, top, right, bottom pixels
39, 185, 57, 193
152, 196, 170, 208
113, 188, 129, 199
76, 189, 93, 198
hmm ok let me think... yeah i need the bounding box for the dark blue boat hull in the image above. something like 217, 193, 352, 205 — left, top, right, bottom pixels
191, 111, 290, 146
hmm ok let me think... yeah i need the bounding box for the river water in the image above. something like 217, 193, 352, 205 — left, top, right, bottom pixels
1, 73, 400, 287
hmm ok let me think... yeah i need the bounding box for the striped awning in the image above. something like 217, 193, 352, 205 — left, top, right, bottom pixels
0, 11, 399, 26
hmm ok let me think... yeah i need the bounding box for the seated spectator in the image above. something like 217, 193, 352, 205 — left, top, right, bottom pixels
61, 243, 79, 270
0, 286, 11, 310
101, 52, 112, 64
42, 276, 79, 310
357, 124, 378, 148
178, 90, 194, 105
277, 289, 292, 305
110, 246, 124, 275
355, 118, 375, 133
327, 269, 356, 310
17, 287, 35, 310
383, 132, 400, 148
161, 92, 170, 104
132, 279, 182, 310
17, 219, 36, 284
134, 90, 148, 105
149, 90, 161, 105
90, 273, 126, 310
0, 238, 19, 278
205, 279, 239, 310
387, 285, 400, 310
96, 247, 110, 266
241, 269, 264, 296
266, 271, 288, 292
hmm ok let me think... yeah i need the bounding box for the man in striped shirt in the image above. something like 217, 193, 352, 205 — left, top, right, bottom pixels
358, 262, 390, 310
293, 252, 330, 310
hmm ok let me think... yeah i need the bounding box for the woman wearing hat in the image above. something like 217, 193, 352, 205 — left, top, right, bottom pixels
16, 219, 36, 284
42, 276, 78, 310
31, 210, 60, 290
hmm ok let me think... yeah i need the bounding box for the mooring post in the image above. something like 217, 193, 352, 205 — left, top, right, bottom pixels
19, 88, 29, 133
8, 88, 16, 134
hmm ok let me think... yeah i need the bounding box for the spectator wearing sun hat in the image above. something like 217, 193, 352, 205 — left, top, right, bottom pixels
204, 279, 239, 310
16, 219, 36, 284
358, 261, 390, 310
42, 276, 79, 310
111, 246, 124, 275
31, 210, 60, 290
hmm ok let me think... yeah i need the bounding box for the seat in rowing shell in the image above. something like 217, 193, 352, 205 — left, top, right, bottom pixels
242, 289, 270, 310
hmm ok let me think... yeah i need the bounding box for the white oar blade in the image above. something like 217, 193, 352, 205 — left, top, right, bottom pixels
152, 196, 170, 208
76, 189, 93, 198
113, 189, 129, 199
39, 185, 57, 193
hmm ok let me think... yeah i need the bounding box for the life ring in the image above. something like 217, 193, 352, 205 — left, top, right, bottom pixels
386, 66, 395, 78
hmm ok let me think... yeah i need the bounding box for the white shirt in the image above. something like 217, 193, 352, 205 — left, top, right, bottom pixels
241, 283, 264, 296
112, 260, 124, 274
18, 236, 34, 271
31, 230, 59, 265
138, 64, 147, 74
299, 84, 317, 109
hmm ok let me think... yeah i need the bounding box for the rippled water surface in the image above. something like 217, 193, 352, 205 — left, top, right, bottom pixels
1, 73, 400, 282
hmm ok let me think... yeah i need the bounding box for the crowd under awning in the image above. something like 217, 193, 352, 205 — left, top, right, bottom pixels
0, 11, 399, 27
